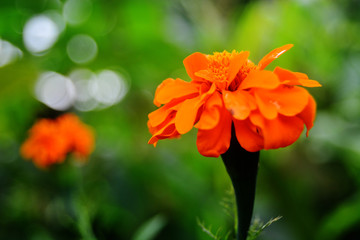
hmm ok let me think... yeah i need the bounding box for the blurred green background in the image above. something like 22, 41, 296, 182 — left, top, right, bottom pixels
1, 0, 360, 239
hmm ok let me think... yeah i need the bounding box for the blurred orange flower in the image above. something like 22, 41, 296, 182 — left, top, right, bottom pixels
57, 114, 95, 160
21, 113, 95, 168
148, 44, 321, 157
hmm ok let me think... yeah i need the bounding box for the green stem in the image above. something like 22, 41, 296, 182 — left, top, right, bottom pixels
221, 126, 260, 240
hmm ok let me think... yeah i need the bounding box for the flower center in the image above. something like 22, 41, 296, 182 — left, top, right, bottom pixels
207, 50, 257, 91
228, 60, 257, 91
207, 50, 237, 89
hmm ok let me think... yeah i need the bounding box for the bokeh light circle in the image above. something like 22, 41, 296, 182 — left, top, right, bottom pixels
68, 68, 129, 111
67, 34, 98, 64
89, 70, 128, 108
69, 69, 98, 111
23, 15, 60, 54
35, 72, 76, 111
0, 39, 23, 67
63, 0, 92, 25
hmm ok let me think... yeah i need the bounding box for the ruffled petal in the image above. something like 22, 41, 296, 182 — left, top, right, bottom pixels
175, 96, 203, 134
196, 107, 232, 157
255, 86, 309, 118
240, 70, 280, 90
223, 90, 256, 120
199, 83, 217, 101
297, 94, 316, 136
148, 107, 174, 128
254, 92, 278, 120
276, 87, 310, 116
148, 95, 190, 128
148, 113, 180, 146
297, 79, 322, 87
183, 52, 209, 81
148, 111, 175, 135
228, 51, 250, 82
195, 91, 223, 130
250, 112, 304, 149
148, 124, 179, 146
258, 44, 293, 70
233, 119, 264, 152
274, 67, 322, 87
154, 78, 199, 106
195, 70, 215, 82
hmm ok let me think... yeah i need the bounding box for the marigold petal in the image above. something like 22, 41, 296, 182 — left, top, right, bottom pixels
258, 44, 293, 70
195, 91, 223, 130
255, 86, 309, 118
274, 66, 299, 83
195, 107, 220, 130
183, 52, 209, 81
200, 83, 217, 101
196, 108, 232, 157
195, 70, 215, 82
150, 92, 201, 128
148, 107, 173, 128
233, 119, 263, 152
276, 87, 310, 116
175, 96, 203, 134
298, 79, 322, 87
274, 67, 322, 87
266, 116, 304, 149
148, 111, 176, 134
293, 72, 308, 79
154, 78, 199, 106
254, 92, 278, 120
148, 124, 179, 145
297, 94, 316, 137
250, 112, 304, 149
148, 115, 180, 146
148, 136, 159, 146
228, 51, 250, 82
223, 90, 256, 120
240, 70, 280, 90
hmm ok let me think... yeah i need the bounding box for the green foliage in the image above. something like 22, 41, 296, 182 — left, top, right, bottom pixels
73, 194, 97, 240
198, 186, 281, 240
219, 187, 236, 221
132, 214, 167, 240
246, 217, 282, 240
197, 218, 233, 240
197, 215, 282, 240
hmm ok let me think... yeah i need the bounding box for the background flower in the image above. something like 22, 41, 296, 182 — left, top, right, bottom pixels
21, 118, 69, 168
57, 113, 95, 159
21, 114, 94, 168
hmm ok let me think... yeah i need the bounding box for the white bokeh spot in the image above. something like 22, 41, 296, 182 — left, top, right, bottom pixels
67, 34, 98, 64
35, 72, 76, 111
0, 39, 23, 67
23, 15, 60, 54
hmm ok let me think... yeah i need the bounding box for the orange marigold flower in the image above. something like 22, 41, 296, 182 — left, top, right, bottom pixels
21, 113, 95, 168
147, 44, 321, 157
21, 119, 69, 168
57, 113, 95, 159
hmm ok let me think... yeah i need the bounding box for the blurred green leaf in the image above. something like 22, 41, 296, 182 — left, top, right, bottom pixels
73, 195, 97, 240
316, 193, 360, 240
132, 214, 167, 240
